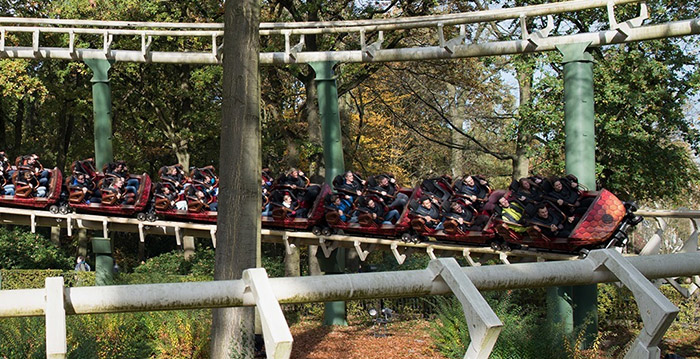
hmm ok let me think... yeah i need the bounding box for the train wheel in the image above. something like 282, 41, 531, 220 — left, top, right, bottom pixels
312, 226, 322, 236
49, 205, 59, 214
146, 213, 157, 222
321, 227, 332, 236
400, 233, 412, 242
578, 248, 590, 259
59, 205, 70, 215
500, 243, 512, 252
136, 212, 147, 221
490, 241, 500, 251
412, 235, 422, 244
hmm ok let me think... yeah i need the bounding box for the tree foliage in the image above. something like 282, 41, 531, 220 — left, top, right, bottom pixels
0, 228, 71, 270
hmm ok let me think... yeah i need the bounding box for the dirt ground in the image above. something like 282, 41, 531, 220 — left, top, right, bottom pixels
289, 319, 447, 359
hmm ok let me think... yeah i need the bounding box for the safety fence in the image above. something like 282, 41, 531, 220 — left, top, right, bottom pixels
1, 250, 699, 359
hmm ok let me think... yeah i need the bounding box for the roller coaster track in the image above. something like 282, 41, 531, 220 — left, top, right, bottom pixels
2, 205, 698, 267
0, 0, 698, 64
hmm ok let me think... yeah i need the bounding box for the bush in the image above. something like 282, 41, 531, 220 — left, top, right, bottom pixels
68, 313, 152, 359
0, 317, 45, 358
134, 248, 214, 279
0, 227, 71, 270
430, 291, 571, 359
0, 269, 95, 289
143, 310, 211, 359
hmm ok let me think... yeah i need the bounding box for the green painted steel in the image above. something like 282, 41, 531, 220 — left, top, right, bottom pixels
546, 286, 574, 334
556, 42, 598, 347
91, 237, 114, 286
309, 61, 345, 185
84, 59, 115, 170
309, 61, 348, 326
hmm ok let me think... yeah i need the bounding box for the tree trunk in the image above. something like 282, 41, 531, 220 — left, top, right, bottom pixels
304, 75, 323, 177
284, 246, 300, 277
13, 98, 23, 154
210, 1, 261, 358
308, 245, 322, 276
56, 100, 75, 172
447, 84, 465, 178
512, 60, 534, 180
0, 98, 6, 149
174, 139, 190, 170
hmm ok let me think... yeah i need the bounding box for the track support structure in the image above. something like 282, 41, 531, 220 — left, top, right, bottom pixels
242, 268, 293, 359
428, 258, 502, 359
588, 249, 678, 359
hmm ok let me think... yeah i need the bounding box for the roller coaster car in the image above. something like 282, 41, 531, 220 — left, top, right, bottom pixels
322, 188, 414, 237
502, 189, 639, 253
151, 182, 217, 223
262, 184, 331, 231
406, 188, 495, 245
68, 173, 152, 216
0, 168, 62, 209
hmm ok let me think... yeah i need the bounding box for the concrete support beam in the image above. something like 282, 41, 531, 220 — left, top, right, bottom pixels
243, 268, 293, 359
588, 250, 678, 359
183, 236, 195, 260
428, 258, 502, 359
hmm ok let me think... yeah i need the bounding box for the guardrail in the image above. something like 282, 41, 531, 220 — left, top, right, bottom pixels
1, 250, 698, 359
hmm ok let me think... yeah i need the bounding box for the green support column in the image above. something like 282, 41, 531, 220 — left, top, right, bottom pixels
92, 237, 114, 286
309, 61, 347, 326
84, 59, 115, 170
555, 42, 598, 347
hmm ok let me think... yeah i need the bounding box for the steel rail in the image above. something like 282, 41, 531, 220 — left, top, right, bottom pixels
0, 0, 640, 33
0, 205, 576, 263
0, 26, 223, 37
2, 18, 698, 64
636, 209, 700, 219
0, 250, 698, 317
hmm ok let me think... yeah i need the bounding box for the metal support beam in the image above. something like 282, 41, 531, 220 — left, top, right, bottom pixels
45, 277, 66, 359
309, 60, 347, 326
588, 250, 678, 359
640, 217, 667, 256
243, 268, 293, 359
428, 258, 502, 359
92, 237, 114, 286
557, 41, 597, 346
84, 59, 115, 170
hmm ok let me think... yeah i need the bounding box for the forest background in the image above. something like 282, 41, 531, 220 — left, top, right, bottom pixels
0, 0, 698, 205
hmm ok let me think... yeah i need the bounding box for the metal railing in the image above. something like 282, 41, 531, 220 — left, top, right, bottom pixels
1, 0, 698, 64
1, 250, 698, 359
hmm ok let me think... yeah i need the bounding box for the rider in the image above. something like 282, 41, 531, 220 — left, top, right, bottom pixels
369, 174, 408, 210
411, 195, 441, 229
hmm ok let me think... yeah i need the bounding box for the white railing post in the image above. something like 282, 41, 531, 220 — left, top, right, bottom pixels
428, 258, 502, 359
243, 268, 293, 359
45, 277, 66, 359
588, 250, 678, 359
